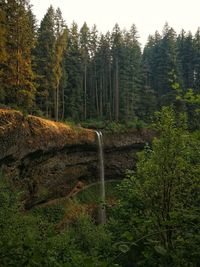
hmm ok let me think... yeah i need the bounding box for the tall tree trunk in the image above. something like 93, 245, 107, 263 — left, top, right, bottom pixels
16, 15, 20, 87
56, 84, 59, 121
84, 64, 87, 120
45, 95, 49, 118
100, 75, 103, 119
95, 79, 99, 117
109, 62, 112, 120
115, 57, 119, 122
61, 86, 65, 120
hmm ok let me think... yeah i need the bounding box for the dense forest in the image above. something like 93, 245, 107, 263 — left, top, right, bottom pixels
0, 0, 200, 124
0, 0, 200, 267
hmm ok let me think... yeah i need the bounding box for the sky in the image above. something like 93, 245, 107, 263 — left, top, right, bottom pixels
31, 0, 200, 46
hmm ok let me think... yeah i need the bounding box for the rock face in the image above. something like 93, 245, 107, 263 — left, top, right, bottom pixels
0, 109, 153, 208
103, 131, 152, 179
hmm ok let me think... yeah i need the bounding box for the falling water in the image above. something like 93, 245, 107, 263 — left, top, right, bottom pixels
95, 130, 106, 224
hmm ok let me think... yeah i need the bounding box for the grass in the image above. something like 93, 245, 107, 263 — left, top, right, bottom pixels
74, 180, 121, 204
29, 180, 122, 226
80, 118, 147, 132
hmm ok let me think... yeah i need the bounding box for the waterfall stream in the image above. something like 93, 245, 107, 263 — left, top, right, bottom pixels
95, 130, 106, 224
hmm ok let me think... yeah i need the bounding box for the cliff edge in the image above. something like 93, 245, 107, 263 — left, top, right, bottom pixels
0, 109, 153, 208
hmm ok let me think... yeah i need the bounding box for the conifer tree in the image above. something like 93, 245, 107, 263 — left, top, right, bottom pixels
34, 5, 55, 117
177, 30, 194, 91
158, 24, 181, 105
94, 32, 112, 119
111, 24, 122, 121
88, 24, 99, 118
53, 8, 67, 120
142, 24, 182, 109
80, 22, 90, 120
121, 25, 142, 121
193, 28, 200, 93
141, 37, 157, 119
63, 22, 82, 120
0, 1, 7, 101
2, 0, 36, 111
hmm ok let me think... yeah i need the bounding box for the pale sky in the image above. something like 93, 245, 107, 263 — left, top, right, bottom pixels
31, 0, 200, 46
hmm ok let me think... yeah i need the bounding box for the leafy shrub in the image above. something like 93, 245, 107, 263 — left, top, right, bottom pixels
108, 107, 200, 266
0, 174, 117, 266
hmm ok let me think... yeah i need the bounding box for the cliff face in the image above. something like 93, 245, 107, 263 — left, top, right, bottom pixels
0, 109, 153, 208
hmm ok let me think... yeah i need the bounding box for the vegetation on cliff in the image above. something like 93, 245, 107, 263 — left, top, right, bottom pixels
0, 109, 95, 160
0, 107, 199, 266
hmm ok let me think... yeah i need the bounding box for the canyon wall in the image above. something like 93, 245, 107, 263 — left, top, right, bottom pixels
0, 109, 153, 208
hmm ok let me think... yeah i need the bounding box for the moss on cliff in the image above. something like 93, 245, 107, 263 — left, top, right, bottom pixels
0, 109, 95, 161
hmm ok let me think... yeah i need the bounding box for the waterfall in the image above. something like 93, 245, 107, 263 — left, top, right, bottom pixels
95, 130, 106, 224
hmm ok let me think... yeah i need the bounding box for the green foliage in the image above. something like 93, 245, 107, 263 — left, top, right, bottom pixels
1, 1, 200, 124
0, 173, 117, 266
0, 107, 199, 266
69, 214, 113, 258
0, 0, 36, 111
75, 180, 120, 204
81, 118, 146, 132
172, 84, 200, 129
32, 204, 66, 224
109, 107, 200, 266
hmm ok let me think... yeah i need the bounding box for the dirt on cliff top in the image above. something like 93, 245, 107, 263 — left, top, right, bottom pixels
0, 109, 95, 161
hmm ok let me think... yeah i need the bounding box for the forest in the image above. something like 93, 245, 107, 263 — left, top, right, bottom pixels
0, 0, 200, 266
0, 0, 200, 124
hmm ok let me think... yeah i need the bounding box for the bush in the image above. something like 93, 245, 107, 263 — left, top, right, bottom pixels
0, 174, 117, 266
108, 107, 200, 266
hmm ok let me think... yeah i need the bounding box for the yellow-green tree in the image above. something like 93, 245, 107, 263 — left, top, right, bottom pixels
53, 8, 67, 121
0, 3, 7, 101
2, 0, 36, 111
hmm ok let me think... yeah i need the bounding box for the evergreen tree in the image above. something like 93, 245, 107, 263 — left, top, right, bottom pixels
2, 0, 36, 111
158, 24, 181, 105
0, 1, 7, 101
121, 25, 142, 121
88, 24, 99, 119
80, 22, 90, 120
177, 30, 194, 91
193, 28, 200, 93
111, 24, 122, 121
63, 22, 82, 120
141, 35, 157, 119
53, 8, 67, 121
94, 32, 112, 120
34, 5, 56, 117
142, 24, 182, 109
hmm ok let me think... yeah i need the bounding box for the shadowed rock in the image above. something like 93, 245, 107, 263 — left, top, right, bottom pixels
0, 109, 154, 208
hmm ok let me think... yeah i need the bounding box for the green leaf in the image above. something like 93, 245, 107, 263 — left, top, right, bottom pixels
154, 245, 167, 256
118, 244, 130, 253
122, 231, 133, 241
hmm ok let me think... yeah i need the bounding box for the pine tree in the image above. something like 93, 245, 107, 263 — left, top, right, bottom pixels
88, 24, 99, 119
121, 25, 142, 121
2, 0, 36, 111
53, 8, 67, 120
0, 1, 7, 101
111, 24, 122, 122
80, 22, 90, 120
193, 28, 200, 93
177, 30, 194, 91
63, 22, 82, 120
158, 24, 181, 105
141, 35, 157, 119
94, 32, 112, 120
142, 24, 182, 108
34, 5, 55, 117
